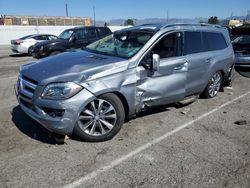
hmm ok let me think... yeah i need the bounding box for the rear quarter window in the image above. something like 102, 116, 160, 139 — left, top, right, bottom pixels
183, 31, 203, 55
97, 28, 111, 37
203, 32, 228, 51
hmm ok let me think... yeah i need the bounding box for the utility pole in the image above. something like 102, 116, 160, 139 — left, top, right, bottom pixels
166, 10, 169, 23
93, 6, 96, 26
65, 4, 68, 17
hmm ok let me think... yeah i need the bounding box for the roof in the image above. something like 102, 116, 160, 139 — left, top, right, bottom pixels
117, 23, 223, 33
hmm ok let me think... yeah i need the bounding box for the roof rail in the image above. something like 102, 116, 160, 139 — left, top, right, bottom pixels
161, 23, 222, 29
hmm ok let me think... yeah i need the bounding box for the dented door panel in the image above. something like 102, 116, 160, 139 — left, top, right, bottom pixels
136, 56, 188, 109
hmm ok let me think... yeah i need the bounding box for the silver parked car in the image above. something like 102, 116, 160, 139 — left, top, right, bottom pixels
11, 34, 58, 55
231, 25, 250, 77
15, 24, 234, 142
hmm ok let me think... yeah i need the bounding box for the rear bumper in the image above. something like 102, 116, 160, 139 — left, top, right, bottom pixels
235, 55, 250, 71
11, 44, 28, 53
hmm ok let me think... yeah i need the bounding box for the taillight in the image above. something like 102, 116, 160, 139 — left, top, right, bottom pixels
15, 41, 23, 45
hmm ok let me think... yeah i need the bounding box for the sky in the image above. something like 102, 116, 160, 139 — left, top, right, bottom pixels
0, 0, 249, 21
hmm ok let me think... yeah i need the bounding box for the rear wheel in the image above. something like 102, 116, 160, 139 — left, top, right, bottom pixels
28, 46, 34, 55
74, 93, 125, 142
202, 71, 222, 98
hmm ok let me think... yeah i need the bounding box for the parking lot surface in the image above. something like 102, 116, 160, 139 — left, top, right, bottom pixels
0, 45, 250, 188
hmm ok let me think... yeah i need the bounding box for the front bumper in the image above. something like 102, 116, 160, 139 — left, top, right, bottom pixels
32, 47, 49, 59
235, 55, 250, 71
15, 82, 96, 135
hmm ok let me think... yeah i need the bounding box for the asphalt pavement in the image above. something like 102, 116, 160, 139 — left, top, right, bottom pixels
0, 45, 249, 188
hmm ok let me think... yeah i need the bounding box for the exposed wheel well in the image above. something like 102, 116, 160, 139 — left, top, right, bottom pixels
112, 92, 129, 120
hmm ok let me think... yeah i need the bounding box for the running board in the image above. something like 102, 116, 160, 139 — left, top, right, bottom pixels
178, 95, 199, 106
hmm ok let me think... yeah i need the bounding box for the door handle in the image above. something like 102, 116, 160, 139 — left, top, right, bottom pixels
174, 64, 184, 70
205, 58, 212, 63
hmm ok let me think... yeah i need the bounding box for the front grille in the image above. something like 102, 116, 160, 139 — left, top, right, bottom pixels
17, 75, 38, 101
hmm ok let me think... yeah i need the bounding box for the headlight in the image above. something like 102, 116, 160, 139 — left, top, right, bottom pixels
41, 82, 83, 100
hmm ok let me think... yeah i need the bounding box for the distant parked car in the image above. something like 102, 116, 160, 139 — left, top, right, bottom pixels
32, 26, 112, 59
11, 34, 58, 55
232, 25, 250, 77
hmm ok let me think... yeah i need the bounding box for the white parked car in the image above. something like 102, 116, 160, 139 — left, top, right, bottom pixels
11, 34, 58, 55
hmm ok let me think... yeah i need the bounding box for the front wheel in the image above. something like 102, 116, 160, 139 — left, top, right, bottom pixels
74, 93, 125, 142
202, 71, 222, 99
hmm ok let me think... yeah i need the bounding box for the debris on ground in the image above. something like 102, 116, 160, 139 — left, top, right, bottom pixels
65, 135, 70, 140
180, 108, 191, 115
54, 134, 68, 145
234, 120, 247, 126
227, 92, 234, 95
225, 86, 233, 90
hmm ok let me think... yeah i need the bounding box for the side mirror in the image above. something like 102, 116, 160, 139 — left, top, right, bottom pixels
152, 54, 160, 71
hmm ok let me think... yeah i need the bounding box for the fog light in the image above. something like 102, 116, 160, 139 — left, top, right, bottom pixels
42, 107, 65, 118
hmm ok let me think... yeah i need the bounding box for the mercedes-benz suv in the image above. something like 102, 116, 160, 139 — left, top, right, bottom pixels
15, 24, 235, 142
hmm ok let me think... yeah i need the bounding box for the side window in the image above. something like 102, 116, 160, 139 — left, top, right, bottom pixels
86, 28, 97, 39
140, 32, 182, 69
47, 35, 57, 40
33, 35, 47, 40
97, 28, 111, 37
183, 31, 203, 55
203, 32, 228, 51
74, 30, 85, 40
151, 32, 182, 59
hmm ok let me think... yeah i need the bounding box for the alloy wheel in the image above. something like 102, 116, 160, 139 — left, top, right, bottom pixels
78, 99, 117, 136
208, 72, 222, 97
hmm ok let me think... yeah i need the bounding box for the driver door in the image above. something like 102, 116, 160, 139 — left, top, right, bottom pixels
72, 29, 88, 48
136, 32, 188, 107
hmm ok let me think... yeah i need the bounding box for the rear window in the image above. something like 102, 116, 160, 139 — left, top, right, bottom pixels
183, 31, 203, 55
203, 32, 228, 51
19, 35, 33, 40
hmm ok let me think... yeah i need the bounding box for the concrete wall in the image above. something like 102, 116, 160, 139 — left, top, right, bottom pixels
0, 25, 128, 45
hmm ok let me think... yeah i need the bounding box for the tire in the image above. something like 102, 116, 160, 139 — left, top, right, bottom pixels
50, 51, 61, 56
202, 71, 223, 99
74, 93, 125, 142
237, 71, 250, 78
28, 46, 34, 55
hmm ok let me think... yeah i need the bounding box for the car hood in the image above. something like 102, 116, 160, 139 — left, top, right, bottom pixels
34, 39, 63, 47
21, 50, 128, 85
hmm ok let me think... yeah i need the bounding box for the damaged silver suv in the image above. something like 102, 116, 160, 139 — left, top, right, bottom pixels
16, 24, 234, 142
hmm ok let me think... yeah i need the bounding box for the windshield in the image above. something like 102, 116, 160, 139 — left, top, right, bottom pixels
232, 35, 250, 45
85, 31, 154, 59
59, 29, 74, 40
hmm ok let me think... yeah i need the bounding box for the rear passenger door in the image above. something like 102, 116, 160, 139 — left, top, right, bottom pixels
184, 31, 210, 96
86, 28, 98, 44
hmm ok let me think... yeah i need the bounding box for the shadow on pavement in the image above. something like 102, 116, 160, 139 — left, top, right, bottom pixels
11, 105, 57, 145
9, 53, 29, 57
